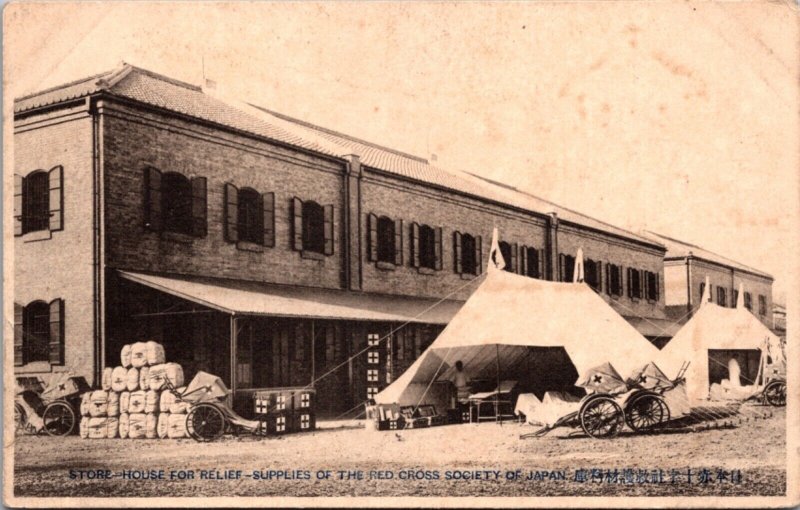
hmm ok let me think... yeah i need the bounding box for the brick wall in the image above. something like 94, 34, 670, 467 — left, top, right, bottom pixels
688, 259, 773, 326
13, 106, 97, 385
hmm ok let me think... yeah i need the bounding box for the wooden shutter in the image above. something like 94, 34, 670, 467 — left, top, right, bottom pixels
190, 177, 207, 237
48, 166, 64, 231
453, 231, 462, 273
606, 265, 612, 295
367, 214, 378, 261
475, 236, 483, 275
14, 302, 24, 366
434, 227, 443, 270
223, 183, 239, 242
640, 270, 646, 299
626, 268, 633, 297
48, 299, 65, 365
655, 272, 660, 301
291, 197, 303, 250
143, 167, 163, 231
262, 192, 275, 247
14, 174, 24, 236
510, 243, 518, 273
394, 219, 403, 266
558, 254, 566, 282
617, 267, 624, 296
519, 246, 528, 276
410, 222, 420, 268
537, 249, 545, 279
596, 261, 603, 292
323, 204, 334, 256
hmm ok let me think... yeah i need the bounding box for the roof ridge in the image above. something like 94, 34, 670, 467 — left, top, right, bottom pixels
248, 104, 428, 163
121, 64, 203, 91
14, 69, 114, 102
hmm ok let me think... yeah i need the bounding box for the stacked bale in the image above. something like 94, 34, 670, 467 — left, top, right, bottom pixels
80, 341, 186, 439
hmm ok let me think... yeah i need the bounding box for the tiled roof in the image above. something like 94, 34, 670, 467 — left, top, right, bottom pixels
14, 64, 663, 249
644, 231, 772, 279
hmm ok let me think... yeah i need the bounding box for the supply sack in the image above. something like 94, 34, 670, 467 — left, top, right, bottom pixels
167, 412, 188, 438
145, 390, 160, 414
145, 341, 166, 366
128, 390, 146, 415
160, 390, 177, 413
126, 367, 139, 392
139, 366, 150, 391
120, 344, 132, 368
107, 391, 120, 417
80, 392, 91, 417
87, 417, 108, 439
169, 401, 191, 415
130, 342, 147, 368
145, 412, 158, 439
119, 413, 130, 439
120, 391, 131, 414
148, 363, 184, 391
157, 412, 170, 439
106, 416, 120, 439
128, 413, 147, 439
80, 417, 89, 438
111, 366, 128, 392
88, 390, 109, 417
101, 367, 113, 391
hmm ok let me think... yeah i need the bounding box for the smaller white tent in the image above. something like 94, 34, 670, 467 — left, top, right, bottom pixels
656, 281, 783, 403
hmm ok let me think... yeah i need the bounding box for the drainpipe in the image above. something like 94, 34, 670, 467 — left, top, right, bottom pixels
546, 212, 559, 281
343, 155, 362, 291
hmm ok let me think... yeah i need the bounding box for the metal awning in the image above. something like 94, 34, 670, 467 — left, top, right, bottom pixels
118, 270, 464, 324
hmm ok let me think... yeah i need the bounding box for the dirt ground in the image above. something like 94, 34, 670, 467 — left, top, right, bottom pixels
13, 404, 786, 498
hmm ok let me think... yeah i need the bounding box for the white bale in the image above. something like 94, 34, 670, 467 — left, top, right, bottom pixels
157, 412, 170, 439
169, 401, 191, 415
89, 390, 109, 417
145, 413, 158, 439
80, 392, 91, 417
107, 416, 119, 438
87, 417, 108, 439
130, 342, 148, 368
126, 367, 139, 391
128, 390, 146, 414
139, 366, 150, 391
119, 413, 130, 439
146, 341, 166, 366
145, 390, 160, 414
121, 344, 132, 368
128, 413, 147, 439
80, 417, 89, 438
101, 367, 113, 391
148, 363, 184, 390
107, 391, 120, 417
167, 413, 188, 438
120, 391, 130, 414
111, 366, 128, 392
160, 390, 176, 413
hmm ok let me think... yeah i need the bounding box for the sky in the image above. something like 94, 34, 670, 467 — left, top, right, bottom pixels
4, 1, 798, 300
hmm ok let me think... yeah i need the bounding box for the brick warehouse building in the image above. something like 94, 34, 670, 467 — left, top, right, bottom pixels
15, 64, 747, 416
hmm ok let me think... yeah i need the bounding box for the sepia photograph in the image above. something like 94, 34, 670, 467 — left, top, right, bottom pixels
3, 1, 798, 507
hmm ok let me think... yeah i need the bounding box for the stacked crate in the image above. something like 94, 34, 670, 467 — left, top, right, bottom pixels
253, 388, 316, 435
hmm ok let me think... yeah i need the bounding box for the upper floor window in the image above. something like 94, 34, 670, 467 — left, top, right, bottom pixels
699, 282, 713, 303
717, 287, 727, 307
14, 166, 63, 237
143, 168, 207, 237
606, 264, 623, 297
585, 259, 602, 292
627, 268, 643, 299
292, 197, 334, 256
645, 271, 659, 301
14, 299, 64, 366
520, 246, 543, 279
454, 232, 481, 276
744, 292, 753, 311
758, 295, 767, 316
497, 241, 517, 273
223, 183, 275, 247
733, 289, 739, 307
367, 214, 402, 265
559, 254, 576, 282
411, 223, 442, 271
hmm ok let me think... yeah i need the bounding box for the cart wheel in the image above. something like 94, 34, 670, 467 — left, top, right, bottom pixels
14, 403, 28, 434
580, 396, 623, 439
625, 393, 669, 432
186, 404, 225, 442
763, 380, 786, 407
42, 401, 76, 436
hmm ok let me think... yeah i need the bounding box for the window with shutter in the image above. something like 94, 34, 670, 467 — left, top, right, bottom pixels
224, 183, 239, 242
302, 200, 326, 254
23, 300, 50, 363
434, 227, 443, 270
537, 249, 545, 280
292, 197, 304, 251
410, 222, 420, 268
560, 254, 575, 282
367, 214, 378, 261
14, 302, 24, 366
497, 241, 514, 272
758, 295, 767, 316
237, 187, 264, 244
416, 224, 437, 270
262, 192, 275, 248
161, 172, 192, 234
323, 204, 334, 256
523, 246, 540, 278
191, 177, 207, 237
475, 236, 483, 275
48, 166, 63, 231
461, 234, 477, 275
744, 292, 752, 311
14, 174, 23, 236
23, 171, 50, 234
393, 218, 403, 266
144, 167, 163, 232
49, 299, 65, 365
453, 231, 462, 273
375, 216, 395, 263
585, 259, 601, 291
717, 287, 727, 307
608, 264, 622, 296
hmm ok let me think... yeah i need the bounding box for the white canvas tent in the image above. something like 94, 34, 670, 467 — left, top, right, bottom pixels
374, 264, 661, 409
656, 282, 783, 403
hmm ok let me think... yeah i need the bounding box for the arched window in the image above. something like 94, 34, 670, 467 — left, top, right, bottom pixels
302, 201, 325, 254
376, 216, 396, 263
23, 300, 50, 363
461, 234, 477, 275
161, 172, 193, 235
418, 225, 437, 270
237, 188, 264, 244
23, 171, 49, 233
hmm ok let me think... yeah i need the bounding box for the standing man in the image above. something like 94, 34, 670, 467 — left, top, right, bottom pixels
452, 360, 471, 408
